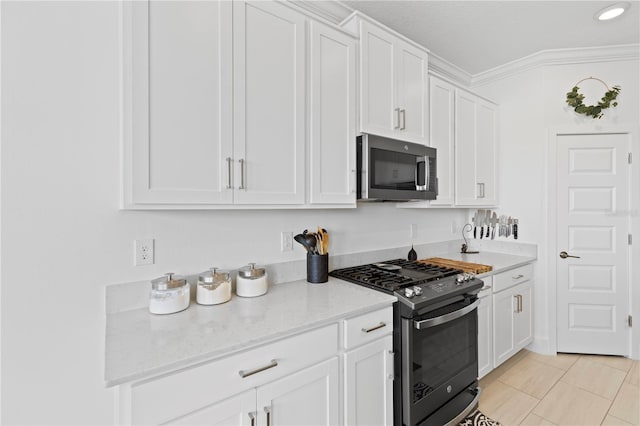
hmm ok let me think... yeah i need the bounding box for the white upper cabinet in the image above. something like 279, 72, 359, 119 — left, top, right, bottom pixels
123, 1, 357, 209
233, 1, 305, 205
347, 15, 428, 144
428, 77, 456, 206
455, 89, 498, 206
309, 21, 357, 205
124, 1, 233, 206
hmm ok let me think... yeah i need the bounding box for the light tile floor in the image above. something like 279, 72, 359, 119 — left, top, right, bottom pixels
479, 350, 640, 426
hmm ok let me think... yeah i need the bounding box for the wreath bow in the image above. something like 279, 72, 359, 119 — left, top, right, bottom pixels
566, 77, 621, 119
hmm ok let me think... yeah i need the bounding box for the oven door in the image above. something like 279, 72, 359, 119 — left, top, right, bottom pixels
401, 297, 479, 426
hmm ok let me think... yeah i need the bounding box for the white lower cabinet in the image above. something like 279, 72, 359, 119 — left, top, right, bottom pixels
477, 283, 493, 379
344, 337, 394, 426
492, 267, 533, 368
118, 307, 395, 425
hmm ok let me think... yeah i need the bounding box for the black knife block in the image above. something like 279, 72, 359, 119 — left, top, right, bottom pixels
307, 253, 328, 283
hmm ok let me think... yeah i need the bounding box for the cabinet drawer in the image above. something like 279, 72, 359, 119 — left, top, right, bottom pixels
344, 306, 393, 350
493, 263, 533, 293
129, 324, 338, 425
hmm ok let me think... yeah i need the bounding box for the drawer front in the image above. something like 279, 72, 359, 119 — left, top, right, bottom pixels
493, 263, 533, 293
130, 324, 338, 425
344, 306, 393, 350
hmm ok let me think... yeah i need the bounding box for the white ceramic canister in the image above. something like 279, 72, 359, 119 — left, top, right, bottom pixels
197, 267, 232, 305
236, 263, 268, 297
149, 273, 190, 315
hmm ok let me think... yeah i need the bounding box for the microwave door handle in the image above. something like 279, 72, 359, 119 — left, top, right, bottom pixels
416, 156, 428, 191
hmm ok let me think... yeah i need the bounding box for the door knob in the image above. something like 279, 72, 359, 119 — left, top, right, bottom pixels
559, 251, 580, 259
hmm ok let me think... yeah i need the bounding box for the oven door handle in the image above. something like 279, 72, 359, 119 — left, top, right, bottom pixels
413, 299, 480, 330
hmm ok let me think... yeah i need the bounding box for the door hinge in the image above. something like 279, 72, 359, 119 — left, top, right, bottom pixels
629, 315, 633, 327
629, 152, 632, 164
629, 234, 632, 245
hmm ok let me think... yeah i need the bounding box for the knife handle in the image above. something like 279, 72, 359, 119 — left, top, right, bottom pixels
473, 227, 477, 239
486, 226, 490, 238
480, 226, 483, 239
513, 223, 518, 240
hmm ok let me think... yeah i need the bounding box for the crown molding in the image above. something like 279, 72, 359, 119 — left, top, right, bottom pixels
471, 44, 640, 88
290, 0, 353, 24
428, 53, 473, 87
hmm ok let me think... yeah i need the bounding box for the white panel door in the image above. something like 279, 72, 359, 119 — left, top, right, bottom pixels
256, 358, 339, 426
233, 1, 305, 204
129, 1, 233, 205
429, 76, 455, 205
344, 337, 394, 426
359, 20, 396, 137
309, 21, 356, 205
556, 133, 630, 355
169, 390, 255, 426
395, 40, 428, 144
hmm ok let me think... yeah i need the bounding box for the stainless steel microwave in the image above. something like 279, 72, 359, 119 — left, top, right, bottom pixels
356, 134, 437, 201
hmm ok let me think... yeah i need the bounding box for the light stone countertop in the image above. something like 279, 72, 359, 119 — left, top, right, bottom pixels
105, 277, 397, 387
105, 241, 537, 388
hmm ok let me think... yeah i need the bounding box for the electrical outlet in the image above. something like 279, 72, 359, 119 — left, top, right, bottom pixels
135, 239, 154, 266
281, 232, 293, 252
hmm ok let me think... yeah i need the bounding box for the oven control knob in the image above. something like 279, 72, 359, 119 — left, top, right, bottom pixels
413, 286, 423, 296
455, 274, 465, 284
404, 288, 415, 298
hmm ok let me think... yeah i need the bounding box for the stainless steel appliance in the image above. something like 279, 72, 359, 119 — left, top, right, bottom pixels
357, 134, 437, 201
330, 259, 483, 426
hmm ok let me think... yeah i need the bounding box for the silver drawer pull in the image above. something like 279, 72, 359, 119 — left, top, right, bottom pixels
361, 322, 386, 333
512, 274, 524, 280
481, 285, 492, 291
239, 359, 278, 378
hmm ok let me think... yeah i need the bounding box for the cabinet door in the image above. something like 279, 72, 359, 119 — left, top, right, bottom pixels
454, 90, 498, 206
169, 390, 255, 426
126, 1, 233, 206
395, 40, 428, 144
493, 287, 517, 368
344, 337, 394, 426
475, 100, 498, 205
359, 20, 396, 137
428, 76, 455, 205
514, 281, 533, 350
477, 290, 493, 379
256, 358, 339, 426
309, 21, 356, 205
233, 1, 305, 204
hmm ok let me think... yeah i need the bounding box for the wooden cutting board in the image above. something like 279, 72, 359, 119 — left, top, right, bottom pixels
419, 257, 492, 274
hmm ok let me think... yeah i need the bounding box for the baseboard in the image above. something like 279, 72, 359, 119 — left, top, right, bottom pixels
526, 336, 554, 355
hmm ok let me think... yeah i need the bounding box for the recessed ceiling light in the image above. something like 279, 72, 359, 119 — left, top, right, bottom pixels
595, 2, 630, 21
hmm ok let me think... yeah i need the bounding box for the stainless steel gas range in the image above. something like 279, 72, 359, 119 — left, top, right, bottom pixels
330, 259, 484, 426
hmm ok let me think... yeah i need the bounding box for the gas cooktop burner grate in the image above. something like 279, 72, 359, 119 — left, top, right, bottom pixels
329, 259, 461, 294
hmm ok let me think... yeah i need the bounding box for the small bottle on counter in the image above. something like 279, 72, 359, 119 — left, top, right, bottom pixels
149, 273, 190, 315
513, 219, 518, 240
197, 267, 232, 305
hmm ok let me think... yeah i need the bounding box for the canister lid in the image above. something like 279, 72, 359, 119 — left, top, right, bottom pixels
198, 267, 230, 284
151, 273, 187, 291
238, 263, 266, 279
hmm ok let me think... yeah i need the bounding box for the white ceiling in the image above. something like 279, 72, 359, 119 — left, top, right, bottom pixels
339, 1, 640, 74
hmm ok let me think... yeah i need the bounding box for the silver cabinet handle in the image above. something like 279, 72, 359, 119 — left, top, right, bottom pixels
264, 407, 271, 426
514, 295, 519, 313
238, 159, 246, 190
248, 412, 255, 426
480, 285, 492, 291
394, 108, 401, 129
512, 274, 524, 280
238, 359, 278, 378
226, 157, 233, 189
361, 322, 386, 333
414, 299, 480, 329
477, 182, 486, 198
400, 109, 406, 130
559, 251, 581, 259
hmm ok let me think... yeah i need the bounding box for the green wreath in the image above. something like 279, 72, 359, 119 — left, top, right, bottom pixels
566, 77, 621, 119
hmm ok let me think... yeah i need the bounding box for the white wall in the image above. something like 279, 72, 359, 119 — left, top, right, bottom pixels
475, 58, 640, 355
0, 2, 467, 424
